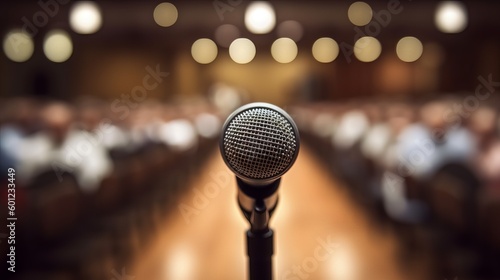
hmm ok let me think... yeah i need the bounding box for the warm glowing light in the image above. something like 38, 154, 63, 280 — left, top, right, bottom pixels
327, 242, 359, 280
69, 1, 102, 34
154, 2, 178, 27
164, 244, 197, 280
277, 20, 304, 42
229, 38, 256, 64
312, 37, 339, 63
354, 36, 381, 62
191, 38, 218, 64
244, 1, 276, 34
3, 30, 34, 62
43, 30, 73, 63
215, 24, 240, 48
435, 1, 468, 33
271, 38, 298, 64
348, 2, 373, 26
396, 36, 423, 62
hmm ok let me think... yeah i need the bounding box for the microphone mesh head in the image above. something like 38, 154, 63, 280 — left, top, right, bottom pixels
221, 104, 299, 181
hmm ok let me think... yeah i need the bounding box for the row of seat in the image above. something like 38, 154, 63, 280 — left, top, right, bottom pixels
290, 98, 500, 279
0, 98, 222, 280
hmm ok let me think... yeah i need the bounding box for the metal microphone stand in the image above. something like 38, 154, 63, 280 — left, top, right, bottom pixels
237, 178, 280, 280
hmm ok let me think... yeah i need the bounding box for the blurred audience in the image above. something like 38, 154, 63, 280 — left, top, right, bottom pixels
470, 106, 500, 189
13, 101, 112, 193
2, 93, 499, 279
0, 98, 39, 174
0, 95, 224, 279
293, 95, 500, 278
0, 97, 223, 193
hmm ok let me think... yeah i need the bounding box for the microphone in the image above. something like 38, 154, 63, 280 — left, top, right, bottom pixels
220, 102, 300, 185
219, 102, 300, 280
220, 102, 300, 226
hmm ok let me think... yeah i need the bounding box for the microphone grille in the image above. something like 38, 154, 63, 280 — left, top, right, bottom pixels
221, 103, 299, 181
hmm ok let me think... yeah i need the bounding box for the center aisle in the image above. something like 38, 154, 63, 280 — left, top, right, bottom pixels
132, 145, 430, 280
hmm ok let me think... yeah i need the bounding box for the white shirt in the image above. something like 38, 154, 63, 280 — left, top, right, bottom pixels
17, 129, 113, 193
396, 124, 477, 180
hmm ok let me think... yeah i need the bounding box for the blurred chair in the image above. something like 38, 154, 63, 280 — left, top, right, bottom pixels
427, 163, 481, 277
475, 190, 500, 277
26, 170, 83, 244
428, 163, 479, 233
477, 190, 500, 247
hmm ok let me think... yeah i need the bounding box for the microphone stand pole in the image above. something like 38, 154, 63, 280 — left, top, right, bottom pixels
247, 203, 274, 280
237, 178, 279, 280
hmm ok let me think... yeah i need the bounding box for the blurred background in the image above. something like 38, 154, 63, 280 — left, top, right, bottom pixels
0, 0, 500, 279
